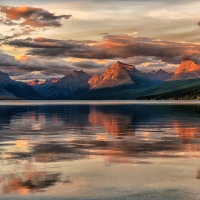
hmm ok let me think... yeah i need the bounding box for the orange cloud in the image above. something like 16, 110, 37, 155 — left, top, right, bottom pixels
0, 5, 71, 28
1, 6, 38, 20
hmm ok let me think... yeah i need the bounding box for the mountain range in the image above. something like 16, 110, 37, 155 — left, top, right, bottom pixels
1, 58, 200, 100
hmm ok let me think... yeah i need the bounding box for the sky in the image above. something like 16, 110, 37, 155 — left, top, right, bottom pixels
1, 0, 200, 81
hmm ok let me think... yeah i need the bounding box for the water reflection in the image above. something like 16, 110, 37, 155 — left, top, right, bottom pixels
1, 170, 60, 195
1, 103, 200, 199
89, 108, 134, 138
0, 163, 71, 195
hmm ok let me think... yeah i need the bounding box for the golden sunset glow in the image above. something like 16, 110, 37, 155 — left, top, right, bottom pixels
15, 140, 28, 147
14, 55, 27, 61
0, 0, 200, 81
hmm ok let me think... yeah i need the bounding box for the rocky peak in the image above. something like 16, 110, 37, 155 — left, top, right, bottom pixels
151, 70, 156, 74
104, 61, 136, 75
71, 70, 85, 74
71, 70, 78, 74
89, 61, 140, 89
55, 70, 91, 89
167, 59, 200, 81
63, 70, 91, 82
43, 70, 91, 97
26, 79, 43, 86
113, 61, 135, 70
34, 79, 40, 85
44, 78, 60, 84
174, 59, 200, 75
156, 69, 167, 75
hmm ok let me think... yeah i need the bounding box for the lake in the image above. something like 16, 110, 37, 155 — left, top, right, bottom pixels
1, 101, 200, 200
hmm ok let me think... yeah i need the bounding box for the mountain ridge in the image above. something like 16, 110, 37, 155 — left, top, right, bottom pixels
1, 59, 200, 100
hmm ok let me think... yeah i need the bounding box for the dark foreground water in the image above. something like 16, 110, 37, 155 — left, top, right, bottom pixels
1, 101, 200, 200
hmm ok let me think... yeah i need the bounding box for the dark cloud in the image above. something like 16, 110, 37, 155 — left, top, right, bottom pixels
0, 52, 75, 77
99, 32, 109, 35
73, 60, 106, 69
7, 37, 95, 49
0, 5, 72, 28
0, 52, 20, 66
0, 52, 106, 79
7, 34, 200, 65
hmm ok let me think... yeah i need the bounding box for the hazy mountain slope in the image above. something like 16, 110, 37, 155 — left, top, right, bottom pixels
147, 69, 173, 83
43, 70, 91, 99
33, 78, 60, 94
0, 71, 42, 100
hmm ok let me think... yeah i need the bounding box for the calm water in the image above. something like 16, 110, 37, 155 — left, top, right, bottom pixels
1, 101, 200, 200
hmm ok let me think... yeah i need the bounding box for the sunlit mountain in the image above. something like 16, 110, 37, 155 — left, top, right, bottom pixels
89, 61, 172, 89
168, 59, 200, 81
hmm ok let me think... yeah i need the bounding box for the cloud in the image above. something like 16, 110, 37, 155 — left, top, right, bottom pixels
99, 32, 109, 35
0, 5, 72, 28
0, 52, 106, 80
12, 26, 35, 38
0, 52, 75, 78
0, 52, 20, 66
7, 34, 200, 65
4, 33, 200, 78
0, 16, 17, 25
0, 5, 72, 40
7, 37, 95, 49
73, 60, 106, 69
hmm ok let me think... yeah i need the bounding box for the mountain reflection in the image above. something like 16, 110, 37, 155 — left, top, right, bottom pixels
174, 122, 200, 138
89, 107, 133, 137
1, 103, 200, 195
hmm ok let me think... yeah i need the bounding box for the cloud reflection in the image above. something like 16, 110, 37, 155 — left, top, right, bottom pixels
0, 163, 71, 195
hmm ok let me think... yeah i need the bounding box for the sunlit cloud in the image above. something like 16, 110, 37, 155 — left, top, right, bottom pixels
6, 34, 200, 65
0, 5, 72, 39
0, 5, 71, 28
